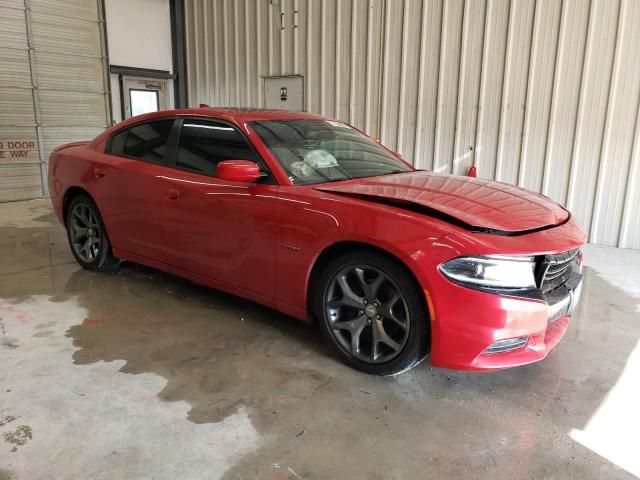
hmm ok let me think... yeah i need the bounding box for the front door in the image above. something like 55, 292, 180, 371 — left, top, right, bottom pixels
157, 118, 279, 298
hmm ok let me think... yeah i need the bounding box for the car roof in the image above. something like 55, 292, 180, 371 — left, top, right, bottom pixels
91, 107, 337, 158
119, 107, 330, 126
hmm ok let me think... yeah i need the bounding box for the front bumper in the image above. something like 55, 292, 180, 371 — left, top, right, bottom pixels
427, 268, 583, 371
405, 216, 586, 371
470, 273, 582, 370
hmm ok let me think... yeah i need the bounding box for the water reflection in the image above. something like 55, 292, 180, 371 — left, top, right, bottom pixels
0, 205, 637, 479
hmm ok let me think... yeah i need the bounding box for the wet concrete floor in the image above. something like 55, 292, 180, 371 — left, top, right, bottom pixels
1, 200, 639, 479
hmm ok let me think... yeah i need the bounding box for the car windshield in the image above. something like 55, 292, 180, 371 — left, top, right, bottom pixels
250, 119, 413, 185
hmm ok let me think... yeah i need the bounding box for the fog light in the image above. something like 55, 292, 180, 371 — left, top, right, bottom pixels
483, 336, 528, 354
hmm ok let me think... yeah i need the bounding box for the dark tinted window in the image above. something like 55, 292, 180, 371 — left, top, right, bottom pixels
177, 120, 259, 175
108, 129, 128, 155
123, 120, 174, 163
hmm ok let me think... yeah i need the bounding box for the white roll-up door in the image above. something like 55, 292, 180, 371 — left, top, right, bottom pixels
0, 0, 110, 202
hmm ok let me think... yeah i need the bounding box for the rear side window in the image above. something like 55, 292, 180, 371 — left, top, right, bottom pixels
108, 129, 128, 155
123, 120, 175, 163
176, 120, 259, 175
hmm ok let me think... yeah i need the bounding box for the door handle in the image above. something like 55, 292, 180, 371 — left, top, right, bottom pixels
165, 188, 180, 200
94, 168, 106, 178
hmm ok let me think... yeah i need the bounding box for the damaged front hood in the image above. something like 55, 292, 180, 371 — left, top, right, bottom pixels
314, 171, 570, 234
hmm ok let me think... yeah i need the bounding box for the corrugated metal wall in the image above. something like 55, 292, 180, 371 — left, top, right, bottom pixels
0, 0, 110, 201
184, 0, 640, 248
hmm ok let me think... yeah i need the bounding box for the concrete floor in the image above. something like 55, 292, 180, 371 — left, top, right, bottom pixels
1, 200, 639, 480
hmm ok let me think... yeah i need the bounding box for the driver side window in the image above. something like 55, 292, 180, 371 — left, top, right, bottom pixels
176, 120, 260, 176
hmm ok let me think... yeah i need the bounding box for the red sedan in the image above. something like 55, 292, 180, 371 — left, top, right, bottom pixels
48, 108, 585, 375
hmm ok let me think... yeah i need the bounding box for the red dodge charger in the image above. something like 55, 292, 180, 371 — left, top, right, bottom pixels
48, 108, 585, 375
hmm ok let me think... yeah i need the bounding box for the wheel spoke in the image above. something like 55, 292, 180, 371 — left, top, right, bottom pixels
355, 268, 385, 299
81, 238, 92, 259
369, 272, 385, 298
371, 318, 402, 360
332, 315, 366, 333
370, 318, 380, 360
71, 225, 87, 241
379, 293, 407, 330
354, 268, 368, 294
350, 319, 367, 356
336, 274, 364, 308
81, 206, 91, 226
332, 315, 367, 355
74, 209, 87, 227
386, 315, 408, 330
377, 320, 401, 351
327, 299, 353, 312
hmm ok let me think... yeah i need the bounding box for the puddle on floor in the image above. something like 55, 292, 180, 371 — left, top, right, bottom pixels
1, 201, 638, 479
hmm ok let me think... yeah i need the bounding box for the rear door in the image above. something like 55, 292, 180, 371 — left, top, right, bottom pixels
157, 118, 279, 298
93, 119, 181, 262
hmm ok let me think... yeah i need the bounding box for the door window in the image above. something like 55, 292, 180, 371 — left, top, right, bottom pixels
122, 77, 167, 119
123, 120, 175, 163
129, 89, 160, 116
176, 120, 259, 175
108, 128, 128, 155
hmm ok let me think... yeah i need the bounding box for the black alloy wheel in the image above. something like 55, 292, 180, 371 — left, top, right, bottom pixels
65, 194, 119, 271
315, 251, 429, 375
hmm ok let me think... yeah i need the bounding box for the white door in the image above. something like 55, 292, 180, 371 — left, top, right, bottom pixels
122, 77, 167, 118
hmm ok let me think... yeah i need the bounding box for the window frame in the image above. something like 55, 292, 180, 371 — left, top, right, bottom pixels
105, 118, 180, 167
172, 117, 276, 183
105, 116, 276, 184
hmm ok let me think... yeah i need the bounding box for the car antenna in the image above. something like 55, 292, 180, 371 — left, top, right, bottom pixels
199, 103, 210, 108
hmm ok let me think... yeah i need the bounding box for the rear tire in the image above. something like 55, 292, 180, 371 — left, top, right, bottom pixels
65, 194, 119, 272
314, 251, 429, 375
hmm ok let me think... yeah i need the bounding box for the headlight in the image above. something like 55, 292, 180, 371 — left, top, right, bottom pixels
439, 255, 536, 290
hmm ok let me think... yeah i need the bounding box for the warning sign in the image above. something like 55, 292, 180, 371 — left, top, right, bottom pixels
0, 141, 37, 160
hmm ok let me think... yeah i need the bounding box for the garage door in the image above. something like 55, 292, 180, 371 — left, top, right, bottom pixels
0, 0, 110, 202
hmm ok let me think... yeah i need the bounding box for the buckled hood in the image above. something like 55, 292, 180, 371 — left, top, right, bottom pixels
314, 171, 569, 234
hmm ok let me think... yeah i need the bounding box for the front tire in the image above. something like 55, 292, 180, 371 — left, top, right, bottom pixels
314, 251, 429, 375
65, 194, 119, 271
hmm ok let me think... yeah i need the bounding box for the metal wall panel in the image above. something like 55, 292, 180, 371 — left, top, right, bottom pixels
30, 0, 102, 21
590, 0, 640, 246
0, 47, 32, 88
30, 12, 102, 57
0, 0, 110, 202
565, 0, 620, 238
0, 164, 43, 200
184, 0, 640, 248
541, 0, 590, 206
518, 0, 562, 193
0, 6, 28, 49
475, 0, 508, 181
35, 52, 104, 92
0, 88, 35, 126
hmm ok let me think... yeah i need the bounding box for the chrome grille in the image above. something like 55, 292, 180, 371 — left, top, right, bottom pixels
538, 249, 580, 293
